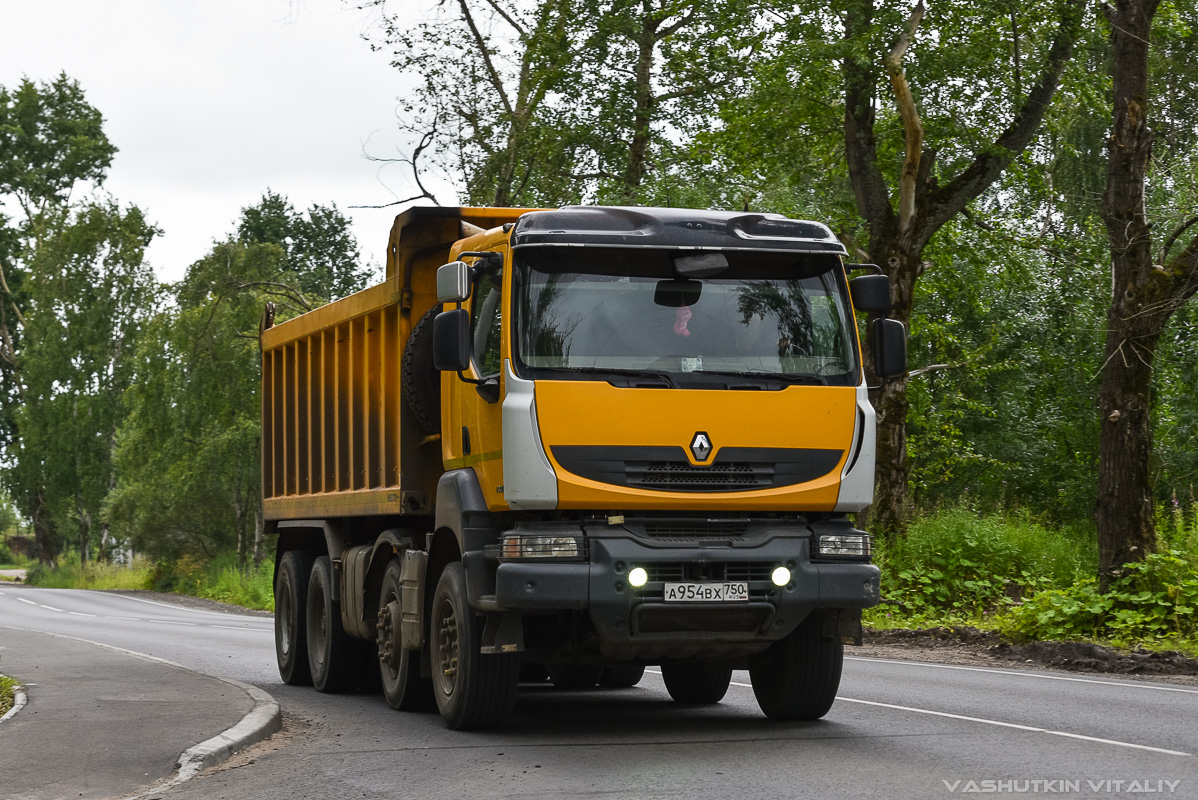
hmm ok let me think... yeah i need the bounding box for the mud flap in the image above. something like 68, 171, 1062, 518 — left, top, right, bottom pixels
823, 608, 863, 645
481, 611, 524, 654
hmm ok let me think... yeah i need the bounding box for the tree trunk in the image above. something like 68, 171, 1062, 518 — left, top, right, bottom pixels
1095, 0, 1164, 589
32, 489, 57, 568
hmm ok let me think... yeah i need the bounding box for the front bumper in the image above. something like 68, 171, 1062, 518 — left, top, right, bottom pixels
492, 520, 880, 653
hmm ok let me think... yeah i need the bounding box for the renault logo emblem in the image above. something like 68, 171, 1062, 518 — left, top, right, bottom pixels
690, 431, 713, 462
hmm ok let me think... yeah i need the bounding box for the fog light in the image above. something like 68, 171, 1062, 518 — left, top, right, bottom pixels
771, 566, 791, 587
628, 567, 648, 588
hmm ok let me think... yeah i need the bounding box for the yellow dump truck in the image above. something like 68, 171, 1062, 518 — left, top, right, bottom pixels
262, 205, 906, 729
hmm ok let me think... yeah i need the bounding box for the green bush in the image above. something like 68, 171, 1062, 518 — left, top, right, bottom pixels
1001, 550, 1198, 645
25, 554, 153, 590
867, 507, 1094, 622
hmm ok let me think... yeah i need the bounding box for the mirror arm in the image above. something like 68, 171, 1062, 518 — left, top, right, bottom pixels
845, 263, 882, 274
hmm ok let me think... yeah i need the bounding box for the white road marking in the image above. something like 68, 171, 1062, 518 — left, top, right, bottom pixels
68, 611, 97, 617
151, 620, 196, 626
94, 591, 267, 619
848, 656, 1198, 694
38, 604, 64, 612
834, 696, 1191, 757
209, 625, 271, 632
105, 616, 141, 621
649, 671, 1192, 758
17, 597, 38, 606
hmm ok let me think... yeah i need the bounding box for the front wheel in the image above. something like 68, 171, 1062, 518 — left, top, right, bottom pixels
749, 609, 843, 720
598, 665, 645, 688
378, 559, 434, 710
660, 664, 732, 704
429, 562, 520, 729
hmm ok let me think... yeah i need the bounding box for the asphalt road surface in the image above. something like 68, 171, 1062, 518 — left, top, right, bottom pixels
3, 584, 1196, 799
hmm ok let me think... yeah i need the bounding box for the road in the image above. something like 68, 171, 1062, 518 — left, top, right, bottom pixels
2, 584, 1195, 799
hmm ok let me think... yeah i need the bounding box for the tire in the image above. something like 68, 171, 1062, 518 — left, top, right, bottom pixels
402, 306, 441, 436
661, 663, 733, 704
430, 562, 520, 729
597, 665, 645, 688
378, 559, 434, 710
275, 550, 314, 686
749, 609, 844, 721
547, 665, 603, 690
306, 555, 359, 693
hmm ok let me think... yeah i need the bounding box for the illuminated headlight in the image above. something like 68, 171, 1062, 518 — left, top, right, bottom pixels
771, 567, 792, 587
628, 567, 648, 588
501, 533, 586, 560
815, 533, 871, 558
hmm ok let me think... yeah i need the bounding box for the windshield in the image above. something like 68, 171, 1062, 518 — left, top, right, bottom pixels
513, 247, 859, 387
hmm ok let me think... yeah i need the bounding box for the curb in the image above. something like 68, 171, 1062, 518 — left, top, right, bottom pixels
2, 627, 281, 796
0, 680, 27, 724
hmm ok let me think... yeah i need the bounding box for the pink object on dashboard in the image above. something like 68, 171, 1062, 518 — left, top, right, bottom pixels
674, 305, 692, 336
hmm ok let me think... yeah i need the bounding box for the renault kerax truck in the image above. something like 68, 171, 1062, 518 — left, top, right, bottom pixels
262, 205, 906, 729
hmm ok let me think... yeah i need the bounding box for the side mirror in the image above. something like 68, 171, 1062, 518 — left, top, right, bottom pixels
870, 318, 907, 379
437, 261, 471, 303
849, 274, 891, 315
433, 309, 471, 372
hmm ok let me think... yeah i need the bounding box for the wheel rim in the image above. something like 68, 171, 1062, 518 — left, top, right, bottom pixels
434, 595, 460, 699
378, 592, 401, 674
310, 578, 328, 670
278, 576, 293, 655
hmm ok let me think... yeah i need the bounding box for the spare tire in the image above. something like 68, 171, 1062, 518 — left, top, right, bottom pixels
402, 306, 442, 435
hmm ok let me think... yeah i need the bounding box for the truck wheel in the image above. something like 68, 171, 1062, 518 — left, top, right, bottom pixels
430, 562, 519, 729
661, 664, 732, 704
749, 609, 843, 720
402, 306, 441, 436
547, 665, 602, 690
275, 550, 314, 686
598, 665, 645, 688
306, 555, 358, 693
378, 559, 434, 710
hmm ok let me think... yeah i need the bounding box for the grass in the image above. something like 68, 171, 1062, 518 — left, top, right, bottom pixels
25, 551, 275, 612
0, 668, 18, 716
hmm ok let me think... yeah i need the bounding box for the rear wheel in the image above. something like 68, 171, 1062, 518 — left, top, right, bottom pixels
597, 665, 645, 688
749, 610, 843, 720
306, 555, 359, 693
430, 562, 520, 729
275, 550, 314, 685
547, 665, 603, 690
661, 663, 732, 704
378, 559, 434, 710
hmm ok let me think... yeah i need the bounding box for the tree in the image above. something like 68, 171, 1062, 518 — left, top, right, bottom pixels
1095, 0, 1198, 587
708, 0, 1086, 537
237, 190, 373, 299
0, 75, 120, 565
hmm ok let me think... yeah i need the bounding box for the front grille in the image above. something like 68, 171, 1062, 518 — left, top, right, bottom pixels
642, 562, 774, 583
553, 445, 843, 494
642, 521, 751, 538
628, 461, 773, 491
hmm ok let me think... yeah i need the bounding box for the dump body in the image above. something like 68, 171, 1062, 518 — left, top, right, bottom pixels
266, 205, 897, 730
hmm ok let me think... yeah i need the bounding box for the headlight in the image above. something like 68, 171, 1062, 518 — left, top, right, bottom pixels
815, 533, 871, 559
501, 533, 587, 560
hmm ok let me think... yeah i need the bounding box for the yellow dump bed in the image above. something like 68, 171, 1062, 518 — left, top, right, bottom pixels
260, 206, 528, 521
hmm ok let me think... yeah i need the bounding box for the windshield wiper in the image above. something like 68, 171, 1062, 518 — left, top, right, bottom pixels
550, 366, 676, 388
694, 369, 828, 386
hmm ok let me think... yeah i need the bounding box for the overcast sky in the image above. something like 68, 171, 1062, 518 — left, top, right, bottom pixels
1, 0, 442, 282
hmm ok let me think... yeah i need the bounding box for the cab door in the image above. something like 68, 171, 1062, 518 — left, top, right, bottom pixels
457, 254, 507, 509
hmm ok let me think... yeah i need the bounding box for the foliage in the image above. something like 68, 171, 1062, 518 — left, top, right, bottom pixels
237, 190, 373, 300
1000, 551, 1198, 646
0, 664, 18, 716
865, 507, 1094, 624
25, 552, 153, 590
147, 553, 275, 612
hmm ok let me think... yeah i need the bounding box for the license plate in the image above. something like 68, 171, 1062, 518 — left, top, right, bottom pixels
663, 582, 749, 603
